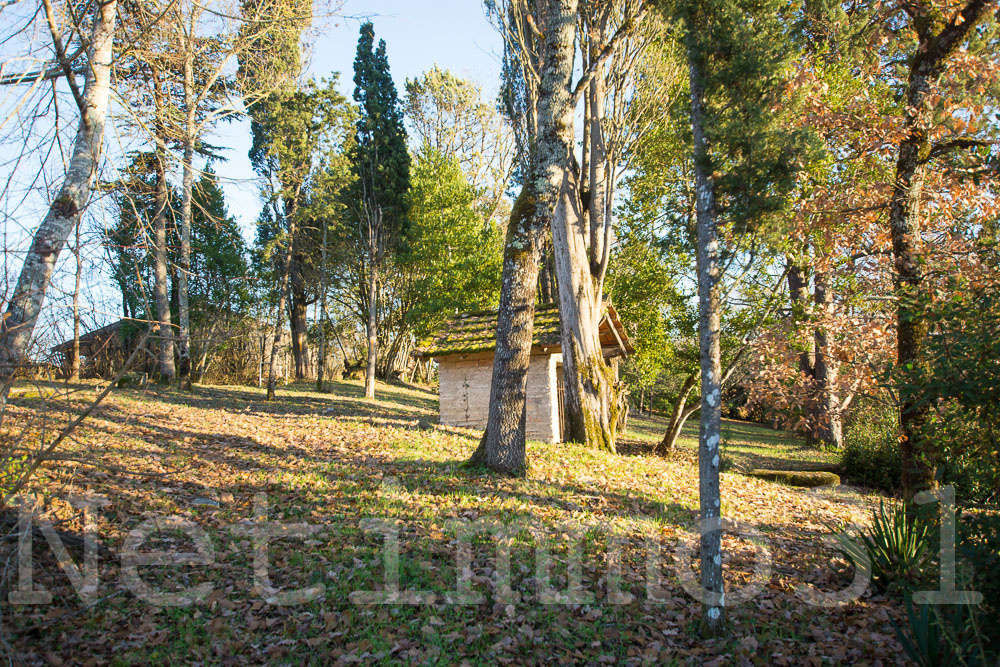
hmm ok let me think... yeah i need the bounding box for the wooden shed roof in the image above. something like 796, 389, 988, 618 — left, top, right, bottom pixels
51, 320, 128, 354
416, 304, 634, 359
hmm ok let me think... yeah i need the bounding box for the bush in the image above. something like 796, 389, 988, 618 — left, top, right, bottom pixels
835, 500, 931, 592
840, 406, 902, 493
895, 596, 996, 667
958, 511, 1000, 651
748, 469, 840, 488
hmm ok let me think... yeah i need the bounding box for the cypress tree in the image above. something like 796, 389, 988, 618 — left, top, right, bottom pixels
348, 21, 410, 399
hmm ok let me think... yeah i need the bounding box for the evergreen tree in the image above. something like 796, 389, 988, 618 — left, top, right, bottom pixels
347, 21, 410, 399
188, 165, 250, 312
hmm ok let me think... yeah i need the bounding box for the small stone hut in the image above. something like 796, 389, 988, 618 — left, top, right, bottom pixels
417, 305, 633, 443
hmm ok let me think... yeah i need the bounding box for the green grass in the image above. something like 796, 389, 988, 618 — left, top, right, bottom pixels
625, 410, 840, 473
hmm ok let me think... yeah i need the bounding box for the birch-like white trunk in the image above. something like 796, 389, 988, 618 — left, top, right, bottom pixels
0, 0, 119, 398
687, 39, 724, 634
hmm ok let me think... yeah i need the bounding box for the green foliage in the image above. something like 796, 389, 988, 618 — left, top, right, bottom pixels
349, 21, 410, 231
606, 229, 690, 396
901, 278, 1000, 506
957, 512, 1000, 649
840, 402, 902, 493
895, 597, 996, 667
665, 0, 823, 233
835, 501, 932, 592
188, 165, 251, 315
402, 148, 502, 337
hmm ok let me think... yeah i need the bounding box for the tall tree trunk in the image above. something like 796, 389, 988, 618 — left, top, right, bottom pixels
152, 146, 175, 384
889, 0, 991, 501
317, 222, 328, 392
177, 135, 194, 389
786, 256, 815, 378
289, 251, 309, 380
266, 222, 296, 401
540, 0, 617, 453
893, 94, 933, 501
687, 39, 724, 634
0, 0, 118, 403
812, 271, 842, 448
364, 262, 378, 399
70, 218, 82, 381
468, 185, 546, 476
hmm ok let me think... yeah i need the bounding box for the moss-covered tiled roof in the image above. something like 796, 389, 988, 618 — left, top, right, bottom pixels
416, 305, 562, 358
417, 303, 634, 359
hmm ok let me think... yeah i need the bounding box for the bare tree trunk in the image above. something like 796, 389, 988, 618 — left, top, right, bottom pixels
177, 138, 194, 388
889, 0, 991, 501
528, 0, 617, 453
812, 271, 842, 448
317, 221, 328, 392
364, 262, 378, 399
152, 145, 175, 384
289, 253, 309, 380
0, 0, 118, 402
70, 218, 82, 381
894, 97, 933, 501
266, 223, 296, 401
687, 38, 724, 634
786, 257, 815, 378
468, 185, 546, 476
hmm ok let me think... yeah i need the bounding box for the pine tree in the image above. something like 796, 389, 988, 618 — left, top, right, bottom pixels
348, 21, 410, 399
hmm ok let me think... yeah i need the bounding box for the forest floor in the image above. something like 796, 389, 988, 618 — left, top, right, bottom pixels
3, 379, 907, 665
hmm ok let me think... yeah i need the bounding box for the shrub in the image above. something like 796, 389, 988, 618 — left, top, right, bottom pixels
840, 400, 901, 493
895, 596, 996, 667
835, 500, 931, 592
957, 511, 1000, 651
748, 469, 840, 488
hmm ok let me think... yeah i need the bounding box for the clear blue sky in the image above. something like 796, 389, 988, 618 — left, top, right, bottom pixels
217, 0, 504, 237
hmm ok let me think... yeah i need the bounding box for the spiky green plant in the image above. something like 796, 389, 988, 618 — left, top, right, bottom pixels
835, 500, 932, 591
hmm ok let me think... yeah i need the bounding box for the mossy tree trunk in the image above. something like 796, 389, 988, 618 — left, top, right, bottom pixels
469, 185, 545, 476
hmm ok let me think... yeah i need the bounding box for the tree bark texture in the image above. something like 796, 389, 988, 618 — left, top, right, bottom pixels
687, 40, 725, 634
812, 271, 842, 448
540, 0, 618, 454
70, 219, 82, 381
152, 146, 176, 383
364, 262, 378, 399
266, 221, 296, 401
0, 0, 118, 400
657, 371, 697, 454
289, 250, 310, 380
892, 0, 991, 501
468, 185, 545, 476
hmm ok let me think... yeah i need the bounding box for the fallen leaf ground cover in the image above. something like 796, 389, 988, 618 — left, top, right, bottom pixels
3, 380, 908, 664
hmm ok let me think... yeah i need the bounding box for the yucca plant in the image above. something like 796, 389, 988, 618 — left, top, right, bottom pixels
895, 596, 994, 667
834, 500, 932, 591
